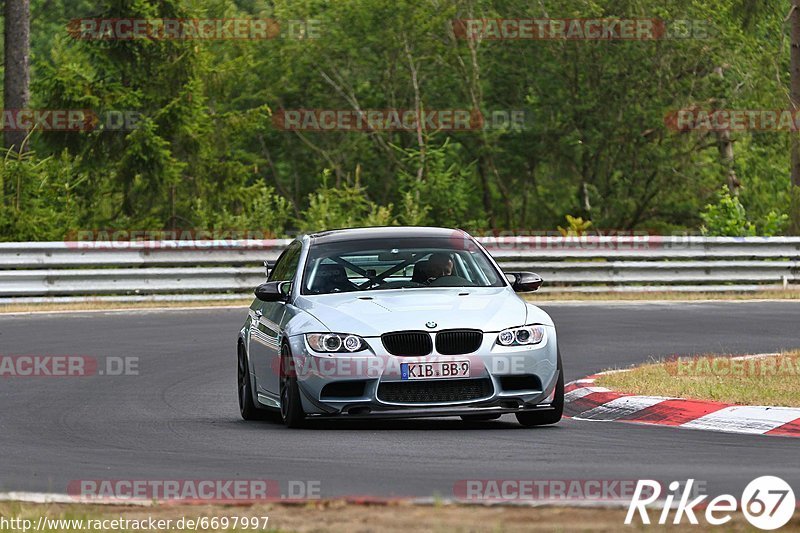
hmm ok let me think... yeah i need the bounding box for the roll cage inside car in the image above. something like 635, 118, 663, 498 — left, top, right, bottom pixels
298, 237, 507, 295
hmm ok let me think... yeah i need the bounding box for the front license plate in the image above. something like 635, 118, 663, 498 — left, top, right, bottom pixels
400, 361, 470, 380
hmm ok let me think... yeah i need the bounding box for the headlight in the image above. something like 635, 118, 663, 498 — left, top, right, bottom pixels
497, 325, 545, 346
306, 333, 366, 353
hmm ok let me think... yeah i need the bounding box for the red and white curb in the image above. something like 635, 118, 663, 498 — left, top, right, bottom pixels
564, 372, 800, 438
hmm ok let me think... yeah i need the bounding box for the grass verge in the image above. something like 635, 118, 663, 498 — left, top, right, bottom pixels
596, 352, 800, 407
527, 289, 800, 302
1, 501, 796, 532
0, 300, 252, 314
1, 289, 799, 314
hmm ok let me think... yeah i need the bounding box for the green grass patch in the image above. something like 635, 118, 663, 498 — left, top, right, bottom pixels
597, 352, 800, 407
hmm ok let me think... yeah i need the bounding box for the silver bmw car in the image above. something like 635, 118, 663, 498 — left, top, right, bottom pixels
237, 226, 563, 428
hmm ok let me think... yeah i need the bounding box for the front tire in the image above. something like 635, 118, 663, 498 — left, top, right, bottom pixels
515, 349, 564, 427
280, 343, 306, 428
238, 344, 272, 421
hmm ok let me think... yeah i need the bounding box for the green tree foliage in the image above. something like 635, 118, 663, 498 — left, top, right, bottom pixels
700, 186, 788, 236
0, 148, 87, 239
0, 0, 796, 240
700, 187, 756, 236
395, 139, 485, 229
298, 170, 394, 232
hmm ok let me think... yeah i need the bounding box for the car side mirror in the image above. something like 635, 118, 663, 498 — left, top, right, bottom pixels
505, 272, 543, 292
254, 281, 291, 302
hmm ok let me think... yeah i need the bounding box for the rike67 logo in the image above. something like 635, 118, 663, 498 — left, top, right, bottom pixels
626, 477, 795, 530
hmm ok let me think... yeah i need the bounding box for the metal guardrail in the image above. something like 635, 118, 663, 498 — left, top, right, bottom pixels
0, 240, 291, 268
0, 237, 798, 300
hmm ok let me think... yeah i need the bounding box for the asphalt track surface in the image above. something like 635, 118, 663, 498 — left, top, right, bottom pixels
1, 301, 799, 500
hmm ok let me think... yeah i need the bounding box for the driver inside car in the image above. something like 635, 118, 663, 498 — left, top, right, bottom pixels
425, 252, 454, 282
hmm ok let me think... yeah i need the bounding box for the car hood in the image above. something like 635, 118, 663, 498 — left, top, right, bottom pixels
294, 287, 552, 337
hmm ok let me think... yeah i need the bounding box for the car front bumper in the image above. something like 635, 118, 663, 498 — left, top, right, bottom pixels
285, 326, 559, 419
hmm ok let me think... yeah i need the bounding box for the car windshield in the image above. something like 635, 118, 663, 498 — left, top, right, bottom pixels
302, 237, 506, 295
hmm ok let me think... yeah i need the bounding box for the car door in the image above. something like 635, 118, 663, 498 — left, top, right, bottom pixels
250, 241, 302, 399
